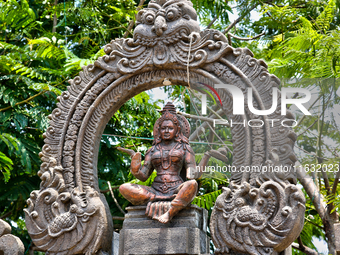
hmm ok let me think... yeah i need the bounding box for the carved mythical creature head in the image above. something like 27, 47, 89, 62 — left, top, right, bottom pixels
153, 102, 190, 145
134, 0, 200, 39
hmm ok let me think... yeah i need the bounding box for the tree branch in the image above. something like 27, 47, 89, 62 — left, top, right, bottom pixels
265, 2, 307, 8
108, 181, 125, 215
296, 93, 323, 127
294, 145, 327, 162
0, 90, 47, 112
305, 217, 323, 229
0, 211, 12, 219
296, 163, 337, 254
101, 185, 120, 193
227, 31, 265, 41
296, 162, 326, 220
52, 0, 58, 33
332, 161, 340, 194
223, 3, 258, 34
308, 15, 325, 34
189, 109, 224, 141
123, 0, 146, 38
290, 237, 318, 255
205, 16, 219, 30
322, 167, 331, 195
0, 77, 67, 112
297, 91, 333, 137
317, 95, 332, 197
227, 33, 232, 46
187, 90, 232, 155
297, 117, 319, 137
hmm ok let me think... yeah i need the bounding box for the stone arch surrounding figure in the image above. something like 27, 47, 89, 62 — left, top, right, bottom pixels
24, 0, 305, 254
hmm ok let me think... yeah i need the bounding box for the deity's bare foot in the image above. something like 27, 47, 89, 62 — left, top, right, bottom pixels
158, 211, 171, 224
158, 205, 182, 224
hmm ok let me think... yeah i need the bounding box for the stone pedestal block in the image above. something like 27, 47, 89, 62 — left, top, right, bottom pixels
112, 232, 120, 255
119, 205, 209, 255
335, 223, 340, 255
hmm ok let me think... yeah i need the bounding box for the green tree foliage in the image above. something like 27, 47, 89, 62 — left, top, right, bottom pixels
268, 0, 339, 78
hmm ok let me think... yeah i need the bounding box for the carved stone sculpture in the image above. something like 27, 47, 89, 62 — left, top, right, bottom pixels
210, 155, 306, 255
0, 219, 25, 255
119, 102, 201, 224
119, 205, 209, 255
25, 0, 305, 253
25, 157, 112, 254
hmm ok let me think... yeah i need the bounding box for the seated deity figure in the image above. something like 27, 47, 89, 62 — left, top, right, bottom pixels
118, 102, 201, 224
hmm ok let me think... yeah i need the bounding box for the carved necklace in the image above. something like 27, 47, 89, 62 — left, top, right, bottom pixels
159, 142, 178, 170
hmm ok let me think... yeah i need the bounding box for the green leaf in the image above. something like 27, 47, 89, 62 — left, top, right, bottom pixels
29, 83, 62, 95
316, 0, 336, 32
14, 113, 28, 129
192, 190, 222, 210
0, 133, 19, 151
0, 151, 13, 182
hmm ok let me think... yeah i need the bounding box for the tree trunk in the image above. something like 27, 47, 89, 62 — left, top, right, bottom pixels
324, 218, 336, 255
296, 164, 337, 254
52, 0, 58, 33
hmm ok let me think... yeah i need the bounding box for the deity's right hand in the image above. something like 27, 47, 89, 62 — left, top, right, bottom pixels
130, 152, 142, 175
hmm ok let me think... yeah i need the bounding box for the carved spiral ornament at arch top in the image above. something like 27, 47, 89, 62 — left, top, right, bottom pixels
24, 1, 305, 254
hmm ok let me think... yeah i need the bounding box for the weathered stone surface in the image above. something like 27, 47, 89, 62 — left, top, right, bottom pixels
121, 227, 205, 255
0, 234, 25, 255
122, 205, 207, 231
119, 205, 209, 255
0, 219, 11, 236
211, 178, 305, 255
335, 223, 340, 255
25, 166, 113, 254
0, 219, 24, 255
112, 232, 120, 255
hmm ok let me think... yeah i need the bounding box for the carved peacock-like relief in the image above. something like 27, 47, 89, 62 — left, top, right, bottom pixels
25, 157, 112, 255
211, 154, 306, 255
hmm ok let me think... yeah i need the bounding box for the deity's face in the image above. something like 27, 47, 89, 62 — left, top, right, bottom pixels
160, 120, 177, 141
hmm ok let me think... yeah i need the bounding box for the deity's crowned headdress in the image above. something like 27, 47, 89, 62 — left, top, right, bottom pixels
153, 102, 190, 144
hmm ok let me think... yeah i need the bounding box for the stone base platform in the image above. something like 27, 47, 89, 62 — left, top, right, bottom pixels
119, 205, 209, 255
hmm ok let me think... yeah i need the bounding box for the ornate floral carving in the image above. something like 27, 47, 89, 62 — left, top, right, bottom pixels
211, 155, 306, 255
94, 0, 231, 74
25, 158, 112, 254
